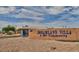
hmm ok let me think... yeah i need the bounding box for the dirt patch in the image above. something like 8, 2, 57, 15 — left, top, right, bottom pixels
0, 37, 79, 52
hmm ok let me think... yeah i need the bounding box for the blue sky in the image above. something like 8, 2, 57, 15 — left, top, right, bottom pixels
0, 6, 79, 29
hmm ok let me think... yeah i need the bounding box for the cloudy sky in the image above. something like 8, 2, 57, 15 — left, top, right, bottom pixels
0, 6, 79, 29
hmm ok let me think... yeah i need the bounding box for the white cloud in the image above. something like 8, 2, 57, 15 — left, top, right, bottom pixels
13, 22, 47, 29
46, 20, 79, 28
0, 21, 11, 30
14, 8, 45, 21
0, 7, 16, 14
70, 9, 79, 15
39, 6, 64, 15
0, 20, 47, 30
46, 6, 64, 15
15, 8, 44, 17
0, 6, 79, 28
14, 6, 65, 22
64, 6, 79, 15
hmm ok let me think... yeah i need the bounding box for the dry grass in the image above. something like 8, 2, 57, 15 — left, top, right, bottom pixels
0, 37, 79, 52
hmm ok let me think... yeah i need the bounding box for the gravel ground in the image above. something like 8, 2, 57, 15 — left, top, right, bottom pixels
0, 37, 79, 52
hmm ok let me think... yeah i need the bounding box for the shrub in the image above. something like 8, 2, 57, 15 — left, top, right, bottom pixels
2, 25, 16, 34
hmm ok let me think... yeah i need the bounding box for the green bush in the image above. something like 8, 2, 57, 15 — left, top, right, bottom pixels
2, 25, 16, 34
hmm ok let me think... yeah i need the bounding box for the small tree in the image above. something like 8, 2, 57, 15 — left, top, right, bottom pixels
2, 25, 16, 34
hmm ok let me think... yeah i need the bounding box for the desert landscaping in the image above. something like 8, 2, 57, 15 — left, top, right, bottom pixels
0, 37, 79, 52
0, 6, 79, 52
0, 25, 79, 52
